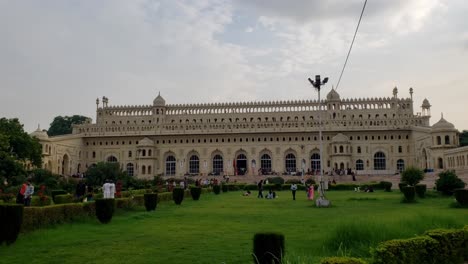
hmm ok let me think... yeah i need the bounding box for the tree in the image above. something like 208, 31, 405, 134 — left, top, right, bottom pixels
400, 167, 424, 186
0, 118, 42, 178
435, 170, 466, 195
85, 162, 127, 186
459, 130, 468, 147
47, 115, 90, 136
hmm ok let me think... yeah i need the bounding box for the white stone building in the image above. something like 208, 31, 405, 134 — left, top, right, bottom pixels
31, 87, 460, 179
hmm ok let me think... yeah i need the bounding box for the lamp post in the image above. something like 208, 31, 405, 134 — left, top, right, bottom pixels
308, 75, 331, 207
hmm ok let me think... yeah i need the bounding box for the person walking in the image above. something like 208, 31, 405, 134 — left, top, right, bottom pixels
16, 180, 28, 204
290, 183, 297, 200
24, 181, 34, 206
257, 180, 264, 198
307, 185, 315, 200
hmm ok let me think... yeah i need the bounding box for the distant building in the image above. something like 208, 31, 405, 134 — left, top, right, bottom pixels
31, 87, 460, 178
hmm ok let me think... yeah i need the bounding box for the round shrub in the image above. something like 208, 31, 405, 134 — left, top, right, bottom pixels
415, 184, 426, 198
221, 184, 228, 193
172, 188, 184, 205
435, 170, 466, 195
190, 187, 201, 200
54, 194, 73, 204
454, 189, 468, 206
402, 186, 416, 202
95, 198, 115, 224
144, 193, 158, 211
0, 204, 23, 245
253, 232, 285, 264
401, 167, 424, 186
380, 181, 392, 192
213, 185, 221, 195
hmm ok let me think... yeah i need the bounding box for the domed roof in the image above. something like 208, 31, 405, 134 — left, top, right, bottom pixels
432, 115, 455, 130
138, 137, 154, 146
153, 92, 166, 106
421, 98, 431, 108
332, 133, 349, 142
30, 125, 49, 140
326, 88, 340, 101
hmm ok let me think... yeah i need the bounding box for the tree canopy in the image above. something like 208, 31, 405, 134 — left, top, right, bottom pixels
47, 115, 90, 136
85, 162, 127, 186
460, 130, 468, 147
0, 118, 42, 178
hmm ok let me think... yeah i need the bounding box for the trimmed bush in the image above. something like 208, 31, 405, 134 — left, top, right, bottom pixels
172, 188, 184, 205
144, 193, 158, 211
190, 187, 201, 200
401, 167, 424, 186
31, 196, 52, 206
320, 257, 367, 264
402, 186, 415, 202
380, 181, 392, 192
424, 228, 466, 264
221, 184, 228, 193
95, 198, 115, 224
54, 194, 74, 204
398, 182, 407, 192
415, 184, 426, 198
244, 184, 258, 191
213, 185, 221, 195
115, 198, 136, 210
435, 170, 466, 195
265, 177, 285, 185
454, 189, 468, 206
373, 236, 438, 264
253, 232, 285, 264
51, 190, 67, 203
0, 204, 23, 245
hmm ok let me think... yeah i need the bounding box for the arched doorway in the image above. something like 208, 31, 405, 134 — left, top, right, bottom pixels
438, 157, 443, 169
236, 154, 247, 175
62, 154, 69, 175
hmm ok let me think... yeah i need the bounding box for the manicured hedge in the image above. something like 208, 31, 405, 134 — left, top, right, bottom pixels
213, 185, 221, 195
51, 190, 67, 203
0, 204, 23, 245
31, 196, 52, 206
173, 188, 184, 205
398, 182, 407, 192
244, 184, 258, 191
320, 257, 367, 264
454, 189, 468, 206
115, 198, 136, 210
190, 187, 201, 200
380, 181, 392, 192
120, 189, 152, 198
221, 184, 228, 193
54, 194, 74, 204
373, 227, 468, 264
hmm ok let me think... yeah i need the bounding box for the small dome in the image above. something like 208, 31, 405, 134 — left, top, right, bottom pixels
422, 98, 431, 108
153, 93, 166, 106
326, 89, 341, 101
138, 137, 154, 146
432, 116, 455, 130
30, 125, 48, 140
332, 133, 349, 142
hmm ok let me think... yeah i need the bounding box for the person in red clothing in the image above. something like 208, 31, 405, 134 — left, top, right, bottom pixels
16, 180, 29, 204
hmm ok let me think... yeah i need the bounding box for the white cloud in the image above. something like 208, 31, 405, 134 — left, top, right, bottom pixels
245, 27, 254, 33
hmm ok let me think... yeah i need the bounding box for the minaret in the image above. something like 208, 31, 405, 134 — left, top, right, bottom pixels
392, 86, 398, 99
96, 97, 100, 109
409, 87, 413, 101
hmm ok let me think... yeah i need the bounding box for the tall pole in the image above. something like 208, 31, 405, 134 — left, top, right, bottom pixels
308, 75, 331, 207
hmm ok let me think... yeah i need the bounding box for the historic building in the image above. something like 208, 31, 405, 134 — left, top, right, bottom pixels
31, 87, 460, 179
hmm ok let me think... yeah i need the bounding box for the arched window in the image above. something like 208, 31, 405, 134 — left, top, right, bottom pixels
142, 165, 146, 174
166, 156, 176, 176
212, 155, 223, 173
374, 152, 386, 170
142, 149, 146, 157
260, 154, 272, 173
397, 159, 405, 172
437, 136, 441, 145
398, 146, 402, 153
148, 166, 152, 174
311, 153, 321, 171
126, 163, 134, 177
356, 159, 364, 170
128, 151, 132, 158
339, 145, 344, 153
285, 153, 296, 173
189, 155, 199, 174
357, 147, 361, 154
107, 156, 118, 163
148, 149, 152, 156
445, 135, 450, 145
438, 157, 443, 169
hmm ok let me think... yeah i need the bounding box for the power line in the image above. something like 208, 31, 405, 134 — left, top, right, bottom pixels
335, 0, 367, 91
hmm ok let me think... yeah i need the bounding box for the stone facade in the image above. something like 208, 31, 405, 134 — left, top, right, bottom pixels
31, 88, 460, 179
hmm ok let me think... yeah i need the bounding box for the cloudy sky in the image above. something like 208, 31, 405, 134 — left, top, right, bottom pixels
1, 0, 467, 133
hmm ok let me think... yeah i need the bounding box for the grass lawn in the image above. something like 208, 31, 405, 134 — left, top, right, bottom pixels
1, 190, 467, 264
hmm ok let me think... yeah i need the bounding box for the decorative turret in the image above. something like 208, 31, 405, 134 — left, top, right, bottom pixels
326, 88, 341, 101
153, 92, 166, 107
392, 86, 398, 98
30, 125, 49, 140
432, 114, 455, 131
421, 98, 431, 116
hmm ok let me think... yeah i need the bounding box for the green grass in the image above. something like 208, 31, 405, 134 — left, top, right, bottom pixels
0, 191, 467, 264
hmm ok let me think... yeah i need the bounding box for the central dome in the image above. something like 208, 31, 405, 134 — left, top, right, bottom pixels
326, 89, 341, 101
153, 93, 166, 106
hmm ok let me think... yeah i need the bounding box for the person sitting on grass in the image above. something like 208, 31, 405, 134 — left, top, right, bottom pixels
243, 190, 251, 196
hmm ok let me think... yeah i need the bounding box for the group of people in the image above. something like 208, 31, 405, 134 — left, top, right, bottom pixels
102, 180, 116, 199
253, 180, 317, 201
16, 180, 34, 206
